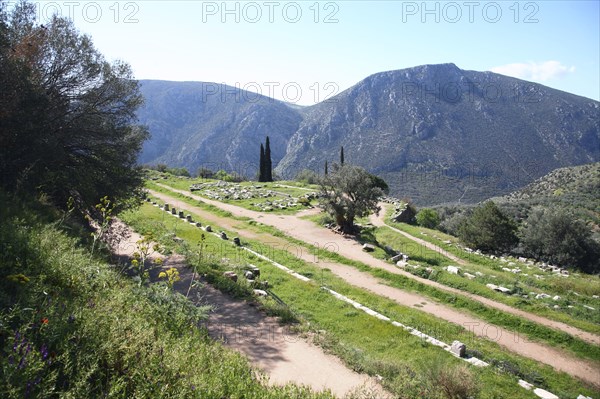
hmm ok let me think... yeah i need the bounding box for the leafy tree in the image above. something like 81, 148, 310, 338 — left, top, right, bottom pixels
368, 173, 389, 195
520, 207, 600, 273
0, 1, 148, 208
457, 201, 517, 253
265, 136, 273, 182
258, 143, 265, 182
156, 164, 168, 173
295, 169, 319, 185
416, 208, 441, 229
196, 167, 214, 179
318, 164, 383, 234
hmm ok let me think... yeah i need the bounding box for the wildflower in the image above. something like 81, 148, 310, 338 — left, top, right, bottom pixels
40, 344, 49, 361
41, 318, 49, 325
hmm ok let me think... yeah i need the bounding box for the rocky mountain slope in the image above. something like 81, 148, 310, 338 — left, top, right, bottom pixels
137, 80, 302, 179
137, 64, 599, 204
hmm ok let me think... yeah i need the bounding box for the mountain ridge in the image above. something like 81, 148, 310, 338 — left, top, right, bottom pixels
136, 63, 599, 204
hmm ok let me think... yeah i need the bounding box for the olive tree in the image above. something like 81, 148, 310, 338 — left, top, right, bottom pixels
318, 164, 383, 234
0, 1, 148, 208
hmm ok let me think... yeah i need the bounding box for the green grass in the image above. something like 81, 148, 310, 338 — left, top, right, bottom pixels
123, 202, 600, 399
383, 219, 600, 330
150, 177, 319, 215
0, 194, 331, 399
148, 184, 600, 359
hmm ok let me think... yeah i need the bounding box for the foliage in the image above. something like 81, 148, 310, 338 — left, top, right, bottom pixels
457, 201, 518, 253
0, 1, 148, 208
214, 169, 244, 182
520, 207, 600, 273
368, 173, 390, 195
196, 167, 214, 179
0, 193, 329, 399
318, 164, 383, 233
416, 208, 441, 229
295, 169, 320, 185
265, 136, 273, 182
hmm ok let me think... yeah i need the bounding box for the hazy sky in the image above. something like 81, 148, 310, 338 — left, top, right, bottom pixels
24, 0, 600, 104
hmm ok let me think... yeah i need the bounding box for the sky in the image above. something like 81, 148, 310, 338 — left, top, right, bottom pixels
21, 0, 600, 105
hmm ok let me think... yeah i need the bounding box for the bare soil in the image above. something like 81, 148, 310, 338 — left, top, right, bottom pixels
151, 185, 600, 387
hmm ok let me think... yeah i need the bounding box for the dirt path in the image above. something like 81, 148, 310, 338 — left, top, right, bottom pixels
111, 219, 387, 398
369, 205, 467, 266
155, 184, 599, 346
150, 186, 600, 386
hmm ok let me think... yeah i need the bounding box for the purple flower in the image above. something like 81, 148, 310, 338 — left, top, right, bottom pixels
40, 344, 49, 361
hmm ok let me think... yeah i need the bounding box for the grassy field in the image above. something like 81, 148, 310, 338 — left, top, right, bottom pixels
380, 218, 600, 330
148, 183, 600, 361
0, 194, 331, 399
121, 200, 600, 398
147, 172, 319, 214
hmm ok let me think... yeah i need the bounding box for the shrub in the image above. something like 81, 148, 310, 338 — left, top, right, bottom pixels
416, 208, 441, 229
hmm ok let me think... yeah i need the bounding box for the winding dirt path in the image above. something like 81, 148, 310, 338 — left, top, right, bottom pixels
150, 186, 600, 387
369, 205, 467, 266
111, 219, 387, 398
155, 184, 599, 346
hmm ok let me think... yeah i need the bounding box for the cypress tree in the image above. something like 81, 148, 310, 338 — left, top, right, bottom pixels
265, 136, 273, 182
259, 143, 265, 182
325, 160, 328, 175
340, 146, 345, 165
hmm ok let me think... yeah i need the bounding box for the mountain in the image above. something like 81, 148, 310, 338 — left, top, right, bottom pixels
276, 63, 599, 204
137, 80, 302, 179
137, 64, 600, 204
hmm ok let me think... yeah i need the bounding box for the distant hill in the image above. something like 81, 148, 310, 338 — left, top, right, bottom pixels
137, 64, 600, 204
493, 162, 600, 228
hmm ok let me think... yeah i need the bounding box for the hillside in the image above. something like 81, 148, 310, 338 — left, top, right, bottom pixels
493, 162, 600, 227
137, 64, 600, 204
137, 80, 302, 178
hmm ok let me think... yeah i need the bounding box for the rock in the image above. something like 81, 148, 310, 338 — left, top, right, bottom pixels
533, 388, 559, 399
486, 283, 498, 290
518, 379, 534, 390
391, 254, 403, 262
593, 295, 599, 299
475, 271, 484, 277
223, 271, 237, 282
446, 266, 460, 275
205, 225, 212, 232
553, 305, 560, 309
233, 237, 241, 246
244, 271, 254, 280
583, 305, 595, 310
450, 341, 466, 357
248, 267, 260, 278
253, 289, 268, 297
577, 395, 593, 399
464, 272, 476, 280
497, 286, 511, 294
552, 295, 561, 301
362, 243, 375, 252
396, 261, 407, 268
535, 293, 551, 299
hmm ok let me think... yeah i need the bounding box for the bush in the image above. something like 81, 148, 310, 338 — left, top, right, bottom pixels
520, 207, 600, 273
457, 201, 518, 253
416, 208, 441, 229
295, 169, 320, 185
